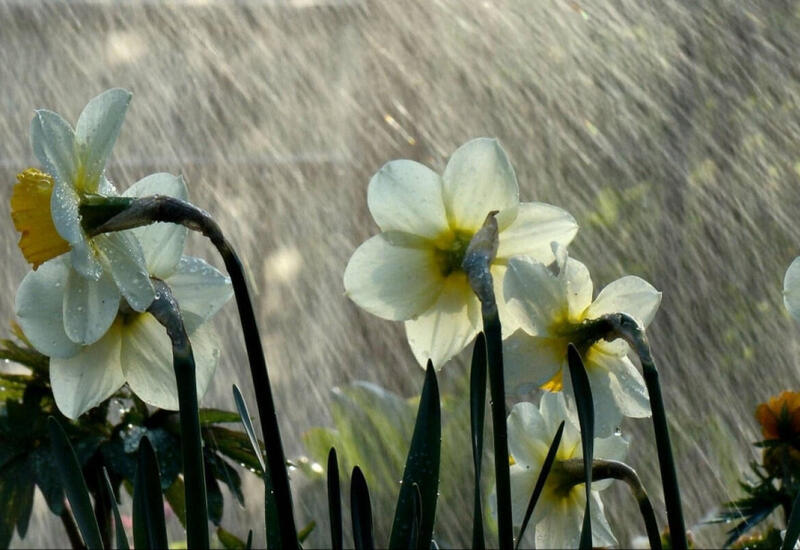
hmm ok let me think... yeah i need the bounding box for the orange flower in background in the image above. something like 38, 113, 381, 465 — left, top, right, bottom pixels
755, 391, 800, 440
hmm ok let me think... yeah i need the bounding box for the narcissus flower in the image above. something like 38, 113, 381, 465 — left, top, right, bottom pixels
12, 88, 154, 345
784, 257, 800, 322
503, 247, 661, 436
343, 138, 578, 368
499, 393, 628, 549
15, 174, 233, 419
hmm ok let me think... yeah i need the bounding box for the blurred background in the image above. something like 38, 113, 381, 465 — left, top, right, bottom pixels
2, 0, 800, 547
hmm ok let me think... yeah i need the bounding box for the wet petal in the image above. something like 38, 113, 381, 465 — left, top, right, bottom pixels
15, 257, 80, 358
496, 202, 578, 263
785, 257, 800, 321
121, 314, 219, 410
583, 356, 625, 438
509, 464, 538, 526
50, 323, 124, 419
404, 274, 480, 368
586, 276, 662, 328
166, 257, 232, 333
344, 232, 444, 321
534, 492, 584, 549
507, 402, 550, 467
503, 330, 565, 394
63, 265, 119, 345
590, 347, 650, 419
563, 257, 593, 321
442, 138, 519, 232
492, 264, 519, 337
589, 493, 617, 547
74, 89, 131, 190
30, 109, 75, 187
367, 160, 449, 240
95, 232, 155, 312
123, 173, 188, 278
504, 256, 567, 335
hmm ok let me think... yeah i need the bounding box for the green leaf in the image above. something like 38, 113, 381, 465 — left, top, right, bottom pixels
298, 521, 316, 543
516, 421, 565, 549
567, 344, 594, 550
327, 448, 343, 550
782, 489, 800, 550
47, 417, 104, 549
0, 456, 34, 547
164, 478, 187, 529
30, 445, 65, 515
217, 526, 247, 549
206, 453, 244, 506
132, 436, 168, 550
351, 466, 374, 550
101, 468, 130, 550
389, 361, 441, 550
0, 338, 48, 374
199, 409, 242, 425
206, 466, 224, 526
469, 333, 487, 550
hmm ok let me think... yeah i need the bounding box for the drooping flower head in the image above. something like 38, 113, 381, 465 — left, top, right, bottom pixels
503, 246, 661, 436
343, 138, 578, 368
12, 89, 155, 346
15, 174, 233, 418
498, 392, 628, 549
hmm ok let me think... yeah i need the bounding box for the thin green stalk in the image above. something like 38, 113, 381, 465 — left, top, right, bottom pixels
470, 334, 487, 550
462, 212, 513, 550
59, 507, 86, 550
601, 313, 687, 550
88, 195, 298, 548
148, 280, 209, 550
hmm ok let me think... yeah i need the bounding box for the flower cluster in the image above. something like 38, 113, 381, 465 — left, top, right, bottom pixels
11, 89, 232, 419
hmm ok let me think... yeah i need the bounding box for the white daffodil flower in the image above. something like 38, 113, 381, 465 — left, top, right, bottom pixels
13, 88, 155, 346
503, 246, 661, 436
343, 138, 578, 368
14, 174, 233, 419
502, 393, 628, 549
784, 256, 800, 322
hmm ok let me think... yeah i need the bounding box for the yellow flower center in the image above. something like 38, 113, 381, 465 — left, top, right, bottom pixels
11, 169, 70, 269
433, 229, 474, 277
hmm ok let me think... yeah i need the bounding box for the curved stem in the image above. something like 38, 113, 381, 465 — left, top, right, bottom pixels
88, 195, 298, 548
148, 280, 209, 550
559, 458, 663, 550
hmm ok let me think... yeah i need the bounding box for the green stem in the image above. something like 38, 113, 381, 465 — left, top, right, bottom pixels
90, 195, 298, 548
462, 212, 513, 550
148, 280, 209, 550
601, 313, 687, 550
59, 507, 86, 550
559, 458, 662, 550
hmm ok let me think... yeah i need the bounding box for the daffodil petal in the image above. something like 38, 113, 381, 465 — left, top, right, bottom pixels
74, 89, 131, 190
344, 232, 444, 321
367, 160, 449, 240
509, 464, 538, 526
590, 347, 650, 419
586, 276, 662, 328
496, 202, 578, 263
123, 173, 188, 278
582, 359, 625, 438
785, 256, 800, 322
95, 232, 155, 312
534, 492, 584, 549
503, 330, 565, 394
121, 315, 219, 410
30, 109, 75, 187
50, 323, 124, 419
592, 433, 630, 491
492, 264, 520, 337
166, 257, 232, 333
15, 257, 80, 358
404, 274, 480, 368
564, 257, 593, 321
63, 265, 120, 345
67, 236, 104, 281
589, 493, 618, 548
507, 402, 549, 468
51, 176, 103, 281
504, 257, 566, 335
442, 138, 519, 232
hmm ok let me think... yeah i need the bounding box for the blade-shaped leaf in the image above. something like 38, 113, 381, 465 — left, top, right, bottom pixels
101, 468, 130, 550
132, 436, 168, 550
298, 521, 316, 543
327, 448, 343, 550
351, 466, 374, 550
567, 344, 594, 550
470, 333, 487, 550
782, 489, 800, 550
516, 421, 565, 550
47, 417, 104, 550
389, 361, 441, 550
233, 385, 279, 548
199, 409, 242, 425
